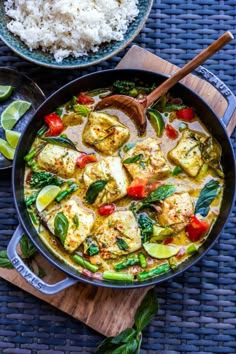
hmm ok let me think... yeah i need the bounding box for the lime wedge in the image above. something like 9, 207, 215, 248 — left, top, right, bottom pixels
0, 138, 15, 160
148, 108, 165, 137
36, 185, 61, 212
143, 243, 180, 259
0, 85, 13, 101
5, 130, 21, 148
1, 100, 31, 130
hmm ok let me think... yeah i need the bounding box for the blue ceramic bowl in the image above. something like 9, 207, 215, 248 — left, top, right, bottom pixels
0, 1, 153, 69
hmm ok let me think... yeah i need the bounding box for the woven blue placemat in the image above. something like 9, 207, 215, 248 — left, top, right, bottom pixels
0, 1, 236, 353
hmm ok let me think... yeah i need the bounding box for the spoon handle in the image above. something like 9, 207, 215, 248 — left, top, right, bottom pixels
146, 31, 234, 107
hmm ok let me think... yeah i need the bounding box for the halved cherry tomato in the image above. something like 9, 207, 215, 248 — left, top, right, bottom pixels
186, 215, 209, 242
127, 177, 148, 198
176, 107, 194, 122
76, 154, 97, 168
145, 182, 161, 195
163, 237, 173, 245
77, 93, 94, 105
44, 112, 64, 136
166, 124, 178, 139
98, 203, 115, 216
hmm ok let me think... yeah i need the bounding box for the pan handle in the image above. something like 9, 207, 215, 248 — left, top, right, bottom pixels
7, 225, 78, 295
194, 66, 236, 129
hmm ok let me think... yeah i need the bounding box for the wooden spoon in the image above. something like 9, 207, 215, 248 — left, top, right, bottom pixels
95, 31, 234, 135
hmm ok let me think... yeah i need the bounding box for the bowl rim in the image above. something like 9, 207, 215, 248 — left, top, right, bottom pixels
0, 1, 154, 69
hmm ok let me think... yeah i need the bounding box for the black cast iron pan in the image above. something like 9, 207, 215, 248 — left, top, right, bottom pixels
7, 68, 236, 294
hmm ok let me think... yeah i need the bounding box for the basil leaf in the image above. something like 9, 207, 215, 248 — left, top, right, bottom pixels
144, 184, 176, 203
134, 289, 158, 332
20, 235, 37, 258
0, 250, 14, 269
112, 340, 138, 354
194, 179, 220, 217
54, 212, 69, 244
138, 213, 154, 243
95, 337, 117, 354
116, 238, 129, 251
42, 136, 77, 150
123, 154, 143, 164
85, 180, 108, 204
123, 142, 136, 152
111, 328, 136, 345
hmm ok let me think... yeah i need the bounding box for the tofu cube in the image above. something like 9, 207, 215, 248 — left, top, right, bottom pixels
37, 144, 81, 179
168, 130, 204, 177
96, 211, 141, 259
83, 112, 130, 155
83, 156, 129, 206
41, 199, 94, 253
122, 138, 171, 181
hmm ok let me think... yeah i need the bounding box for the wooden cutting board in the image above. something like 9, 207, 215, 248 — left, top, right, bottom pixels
1, 45, 235, 337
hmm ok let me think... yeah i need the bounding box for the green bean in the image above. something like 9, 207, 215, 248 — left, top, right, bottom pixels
162, 104, 186, 112
55, 183, 78, 202
114, 256, 139, 271
26, 192, 39, 206
72, 254, 98, 273
24, 149, 37, 162
138, 253, 147, 268
37, 126, 48, 137
27, 159, 39, 172
29, 211, 39, 225
137, 263, 170, 281
103, 271, 134, 281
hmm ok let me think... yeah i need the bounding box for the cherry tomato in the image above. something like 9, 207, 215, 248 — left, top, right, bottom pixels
77, 93, 94, 105
127, 177, 148, 198
98, 203, 115, 216
44, 112, 64, 136
176, 107, 195, 122
76, 154, 97, 168
166, 124, 178, 139
186, 215, 209, 242
163, 237, 173, 245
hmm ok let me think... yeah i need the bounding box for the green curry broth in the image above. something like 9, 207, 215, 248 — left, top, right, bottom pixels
24, 87, 224, 280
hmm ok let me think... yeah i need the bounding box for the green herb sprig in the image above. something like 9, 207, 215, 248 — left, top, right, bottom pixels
95, 289, 158, 353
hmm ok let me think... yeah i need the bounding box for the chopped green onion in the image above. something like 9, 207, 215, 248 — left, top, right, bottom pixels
138, 253, 147, 268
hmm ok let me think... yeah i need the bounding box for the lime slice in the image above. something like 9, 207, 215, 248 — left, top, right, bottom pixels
148, 108, 165, 137
5, 129, 21, 148
36, 185, 61, 212
143, 243, 180, 259
1, 100, 31, 130
0, 85, 13, 101
0, 138, 15, 160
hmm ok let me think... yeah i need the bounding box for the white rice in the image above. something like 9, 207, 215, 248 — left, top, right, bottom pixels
4, 0, 139, 62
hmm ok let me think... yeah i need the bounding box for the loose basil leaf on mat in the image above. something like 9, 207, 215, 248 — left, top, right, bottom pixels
116, 237, 129, 251
0, 250, 14, 269
85, 180, 108, 204
42, 136, 77, 150
95, 289, 158, 353
144, 184, 176, 203
54, 212, 69, 244
138, 213, 154, 243
134, 288, 159, 332
194, 179, 220, 217
123, 154, 143, 164
20, 234, 37, 258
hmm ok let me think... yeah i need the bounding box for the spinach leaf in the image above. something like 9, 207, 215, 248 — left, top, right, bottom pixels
116, 238, 129, 251
84, 238, 99, 256
85, 180, 108, 204
0, 250, 14, 269
194, 179, 220, 217
123, 154, 143, 164
54, 212, 69, 244
111, 328, 136, 345
138, 213, 154, 243
144, 184, 176, 203
42, 136, 77, 150
30, 171, 65, 189
20, 235, 37, 258
134, 289, 159, 332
